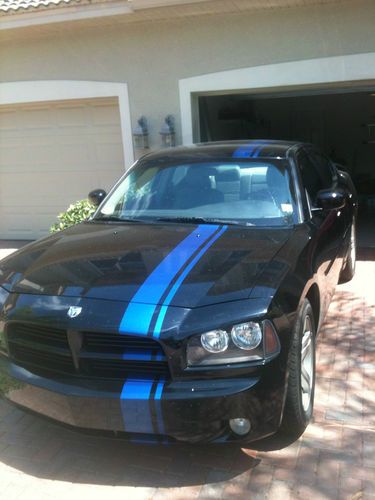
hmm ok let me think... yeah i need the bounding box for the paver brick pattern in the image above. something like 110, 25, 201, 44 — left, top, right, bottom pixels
0, 259, 374, 499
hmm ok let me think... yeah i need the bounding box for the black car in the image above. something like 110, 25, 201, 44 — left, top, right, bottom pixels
0, 140, 357, 444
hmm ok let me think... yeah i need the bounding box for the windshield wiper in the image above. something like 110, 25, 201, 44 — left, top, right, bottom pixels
156, 216, 252, 226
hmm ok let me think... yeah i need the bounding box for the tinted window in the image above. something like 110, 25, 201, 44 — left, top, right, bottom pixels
298, 152, 324, 207
309, 151, 334, 188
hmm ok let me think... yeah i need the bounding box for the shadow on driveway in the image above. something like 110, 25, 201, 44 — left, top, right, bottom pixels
0, 402, 263, 487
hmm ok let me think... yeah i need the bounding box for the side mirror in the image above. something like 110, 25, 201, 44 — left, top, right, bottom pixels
316, 189, 346, 211
88, 189, 107, 207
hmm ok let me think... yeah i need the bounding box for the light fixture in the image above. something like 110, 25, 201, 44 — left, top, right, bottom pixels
132, 116, 149, 149
160, 115, 175, 147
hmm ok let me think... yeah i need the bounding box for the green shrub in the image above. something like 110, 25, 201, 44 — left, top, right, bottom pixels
50, 199, 95, 233
0, 372, 23, 394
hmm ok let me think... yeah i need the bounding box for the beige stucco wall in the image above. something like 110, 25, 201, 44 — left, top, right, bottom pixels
1, 0, 375, 154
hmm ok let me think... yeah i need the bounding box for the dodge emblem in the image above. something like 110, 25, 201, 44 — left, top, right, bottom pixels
67, 306, 82, 319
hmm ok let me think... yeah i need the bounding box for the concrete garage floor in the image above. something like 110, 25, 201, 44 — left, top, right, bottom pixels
0, 247, 374, 499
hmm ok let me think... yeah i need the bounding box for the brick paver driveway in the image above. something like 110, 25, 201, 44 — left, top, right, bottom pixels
0, 254, 374, 499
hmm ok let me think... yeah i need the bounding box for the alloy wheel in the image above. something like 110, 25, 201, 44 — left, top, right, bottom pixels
300, 315, 314, 413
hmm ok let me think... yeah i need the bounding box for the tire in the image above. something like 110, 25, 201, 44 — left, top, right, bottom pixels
339, 218, 356, 283
281, 299, 316, 438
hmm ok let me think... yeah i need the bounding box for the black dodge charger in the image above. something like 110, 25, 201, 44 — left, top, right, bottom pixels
0, 140, 357, 444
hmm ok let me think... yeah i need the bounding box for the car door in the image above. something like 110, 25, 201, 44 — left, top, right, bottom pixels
296, 148, 347, 314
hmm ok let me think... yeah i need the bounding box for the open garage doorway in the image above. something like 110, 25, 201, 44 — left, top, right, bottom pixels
198, 89, 375, 249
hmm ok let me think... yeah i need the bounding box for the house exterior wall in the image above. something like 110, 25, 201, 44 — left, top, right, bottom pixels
1, 0, 375, 156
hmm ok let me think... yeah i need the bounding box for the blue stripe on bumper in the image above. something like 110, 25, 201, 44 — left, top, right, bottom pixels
120, 378, 166, 434
120, 378, 154, 433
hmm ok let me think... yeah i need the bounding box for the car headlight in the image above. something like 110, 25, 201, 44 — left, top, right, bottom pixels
201, 330, 229, 353
231, 322, 262, 350
187, 320, 280, 367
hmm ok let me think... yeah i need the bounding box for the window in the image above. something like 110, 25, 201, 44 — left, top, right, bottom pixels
297, 152, 324, 208
309, 151, 335, 189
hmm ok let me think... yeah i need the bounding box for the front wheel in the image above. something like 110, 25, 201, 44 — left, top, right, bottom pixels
281, 299, 316, 438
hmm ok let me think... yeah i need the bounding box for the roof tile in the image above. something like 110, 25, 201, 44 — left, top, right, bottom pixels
0, 0, 82, 12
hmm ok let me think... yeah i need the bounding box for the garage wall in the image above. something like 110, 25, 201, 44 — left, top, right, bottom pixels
0, 98, 125, 239
1, 0, 375, 151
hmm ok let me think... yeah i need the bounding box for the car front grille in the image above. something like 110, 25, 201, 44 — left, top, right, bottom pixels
10, 343, 76, 375
6, 322, 170, 380
7, 323, 69, 350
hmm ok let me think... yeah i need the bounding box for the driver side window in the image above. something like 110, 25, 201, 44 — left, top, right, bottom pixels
309, 151, 335, 188
297, 152, 325, 211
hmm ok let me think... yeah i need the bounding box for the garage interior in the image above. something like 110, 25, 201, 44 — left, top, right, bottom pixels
198, 89, 375, 249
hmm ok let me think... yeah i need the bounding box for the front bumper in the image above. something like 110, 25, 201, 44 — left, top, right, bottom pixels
0, 355, 285, 443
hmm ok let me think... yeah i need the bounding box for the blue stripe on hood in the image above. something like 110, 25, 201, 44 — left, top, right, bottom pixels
119, 224, 219, 336
153, 225, 228, 338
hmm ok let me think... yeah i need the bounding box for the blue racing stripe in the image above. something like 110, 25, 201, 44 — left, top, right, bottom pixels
120, 378, 154, 433
121, 349, 166, 362
233, 140, 270, 159
232, 144, 257, 158
252, 140, 270, 158
153, 225, 228, 338
154, 379, 165, 434
120, 378, 166, 435
120, 303, 157, 336
119, 225, 219, 335
121, 378, 153, 399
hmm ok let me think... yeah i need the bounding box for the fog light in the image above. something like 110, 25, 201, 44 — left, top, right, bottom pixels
229, 418, 251, 436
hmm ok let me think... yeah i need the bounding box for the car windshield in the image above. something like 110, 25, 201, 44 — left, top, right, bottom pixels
95, 159, 297, 226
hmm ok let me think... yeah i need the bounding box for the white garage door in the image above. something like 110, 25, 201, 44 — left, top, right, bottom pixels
0, 97, 125, 240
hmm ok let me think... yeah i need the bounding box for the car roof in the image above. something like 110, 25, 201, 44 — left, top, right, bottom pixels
140, 140, 307, 163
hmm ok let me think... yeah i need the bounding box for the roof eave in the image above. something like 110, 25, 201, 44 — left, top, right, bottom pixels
0, 0, 347, 32
0, 1, 133, 30
0, 0, 219, 31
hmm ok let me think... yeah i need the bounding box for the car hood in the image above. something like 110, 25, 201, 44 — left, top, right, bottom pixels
0, 221, 292, 308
